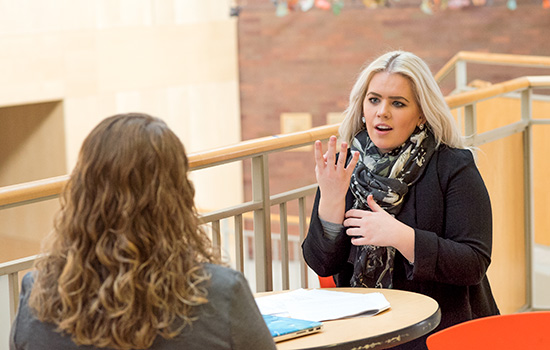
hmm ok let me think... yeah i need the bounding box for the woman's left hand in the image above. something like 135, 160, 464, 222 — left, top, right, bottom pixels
344, 195, 415, 262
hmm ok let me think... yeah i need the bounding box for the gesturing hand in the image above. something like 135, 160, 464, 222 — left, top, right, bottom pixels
314, 136, 359, 201
314, 135, 359, 224
344, 194, 415, 262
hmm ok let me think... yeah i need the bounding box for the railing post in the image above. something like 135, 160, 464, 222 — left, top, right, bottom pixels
251, 155, 273, 292
211, 220, 221, 256
455, 60, 467, 92
521, 88, 534, 309
299, 196, 309, 288
279, 203, 290, 290
464, 104, 477, 148
234, 214, 244, 272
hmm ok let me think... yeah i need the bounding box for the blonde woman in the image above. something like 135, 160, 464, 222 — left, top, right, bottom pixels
302, 51, 499, 349
10, 114, 276, 350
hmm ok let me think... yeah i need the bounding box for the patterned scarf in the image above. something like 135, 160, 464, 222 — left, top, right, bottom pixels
348, 127, 435, 288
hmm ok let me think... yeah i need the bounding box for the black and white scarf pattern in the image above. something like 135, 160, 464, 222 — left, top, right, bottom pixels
348, 127, 435, 288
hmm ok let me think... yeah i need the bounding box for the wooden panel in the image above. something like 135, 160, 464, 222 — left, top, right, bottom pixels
473, 97, 527, 313
475, 97, 521, 133
0, 102, 65, 243
0, 101, 66, 186
533, 125, 550, 246
0, 236, 41, 264
474, 97, 550, 247
532, 99, 550, 246
478, 134, 526, 314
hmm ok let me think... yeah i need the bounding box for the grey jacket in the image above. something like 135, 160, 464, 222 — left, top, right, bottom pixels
10, 264, 276, 350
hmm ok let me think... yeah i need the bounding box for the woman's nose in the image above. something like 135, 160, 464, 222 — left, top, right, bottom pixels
377, 101, 390, 118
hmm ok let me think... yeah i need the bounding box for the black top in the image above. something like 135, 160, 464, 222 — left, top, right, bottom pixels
302, 145, 500, 350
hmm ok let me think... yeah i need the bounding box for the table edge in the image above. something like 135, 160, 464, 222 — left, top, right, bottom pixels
294, 306, 442, 350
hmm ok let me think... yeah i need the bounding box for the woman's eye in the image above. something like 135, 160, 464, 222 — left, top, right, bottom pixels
392, 101, 405, 108
369, 97, 379, 104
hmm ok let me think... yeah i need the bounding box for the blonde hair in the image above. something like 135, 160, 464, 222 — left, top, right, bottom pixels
339, 51, 464, 148
29, 113, 219, 349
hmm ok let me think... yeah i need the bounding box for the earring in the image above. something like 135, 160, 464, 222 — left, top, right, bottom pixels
419, 123, 425, 130
361, 117, 366, 123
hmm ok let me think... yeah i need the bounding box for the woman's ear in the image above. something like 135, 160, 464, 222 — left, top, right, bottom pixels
418, 115, 426, 126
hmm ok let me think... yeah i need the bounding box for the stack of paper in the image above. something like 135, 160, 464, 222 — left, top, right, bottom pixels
255, 289, 390, 322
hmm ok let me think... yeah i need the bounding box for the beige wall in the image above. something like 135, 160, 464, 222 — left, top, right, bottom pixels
0, 0, 243, 261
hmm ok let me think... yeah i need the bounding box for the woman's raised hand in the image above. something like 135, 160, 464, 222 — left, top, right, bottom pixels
314, 136, 359, 224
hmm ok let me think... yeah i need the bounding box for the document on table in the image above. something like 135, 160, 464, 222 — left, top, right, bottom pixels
255, 289, 391, 322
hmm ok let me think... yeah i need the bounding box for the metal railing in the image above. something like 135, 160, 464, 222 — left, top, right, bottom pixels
435, 51, 550, 92
2, 52, 550, 346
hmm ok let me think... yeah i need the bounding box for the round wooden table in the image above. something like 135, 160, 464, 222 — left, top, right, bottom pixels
258, 287, 440, 350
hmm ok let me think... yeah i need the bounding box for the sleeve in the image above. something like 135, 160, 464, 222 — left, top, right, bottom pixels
301, 188, 354, 277
319, 218, 345, 240
229, 272, 276, 350
412, 149, 493, 286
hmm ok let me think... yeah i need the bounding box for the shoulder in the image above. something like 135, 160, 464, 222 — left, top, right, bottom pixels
10, 272, 63, 349
418, 145, 481, 195
433, 145, 477, 177
19, 271, 35, 298
204, 263, 244, 282
200, 264, 258, 319
203, 263, 250, 294
430, 145, 489, 196
436, 145, 475, 165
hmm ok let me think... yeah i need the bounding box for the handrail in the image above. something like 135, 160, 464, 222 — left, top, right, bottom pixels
0, 255, 38, 276
445, 76, 529, 108
0, 175, 69, 210
435, 51, 550, 83
189, 123, 339, 169
3, 76, 550, 211
0, 124, 339, 210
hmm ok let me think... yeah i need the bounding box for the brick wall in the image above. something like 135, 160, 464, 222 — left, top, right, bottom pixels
237, 1, 550, 226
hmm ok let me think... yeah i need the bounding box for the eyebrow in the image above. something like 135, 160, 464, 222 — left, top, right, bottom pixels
367, 92, 410, 103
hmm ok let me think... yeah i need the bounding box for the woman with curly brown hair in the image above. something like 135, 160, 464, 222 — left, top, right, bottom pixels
10, 113, 276, 350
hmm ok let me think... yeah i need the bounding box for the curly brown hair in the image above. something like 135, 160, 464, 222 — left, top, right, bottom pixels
29, 113, 219, 349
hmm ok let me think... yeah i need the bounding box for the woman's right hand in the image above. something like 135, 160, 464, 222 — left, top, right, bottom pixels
315, 135, 359, 224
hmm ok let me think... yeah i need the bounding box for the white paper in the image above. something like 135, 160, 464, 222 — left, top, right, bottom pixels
255, 289, 391, 322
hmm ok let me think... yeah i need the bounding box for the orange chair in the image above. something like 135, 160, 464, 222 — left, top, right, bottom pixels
318, 275, 336, 288
426, 311, 550, 349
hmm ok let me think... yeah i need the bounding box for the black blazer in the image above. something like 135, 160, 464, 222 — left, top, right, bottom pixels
302, 145, 500, 349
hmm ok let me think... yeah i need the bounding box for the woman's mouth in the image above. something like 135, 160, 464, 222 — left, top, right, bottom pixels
375, 124, 392, 131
